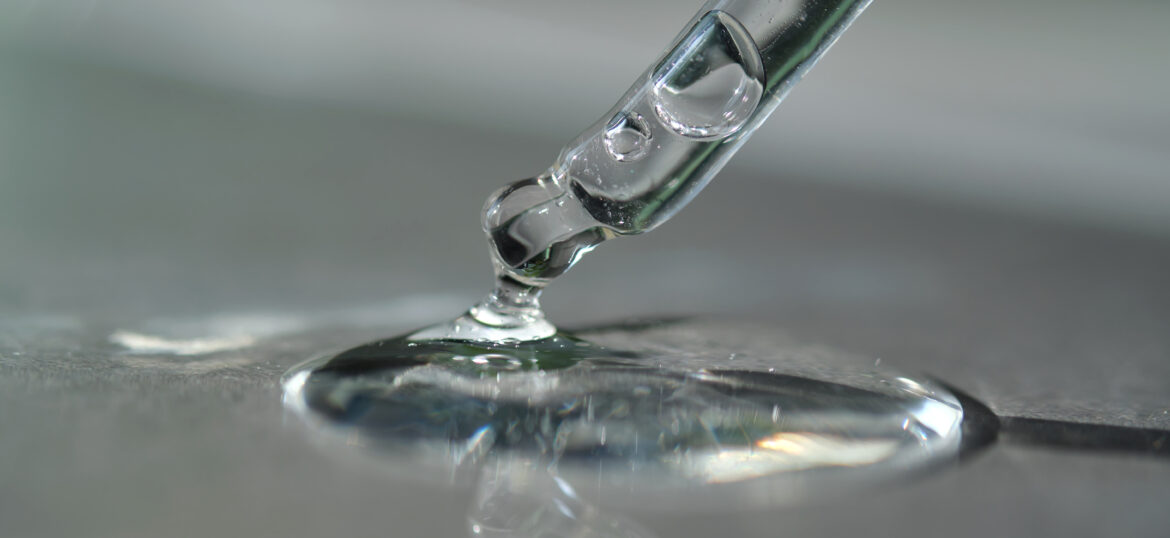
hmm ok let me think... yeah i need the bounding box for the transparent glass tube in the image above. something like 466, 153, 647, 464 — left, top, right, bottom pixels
484, 0, 873, 288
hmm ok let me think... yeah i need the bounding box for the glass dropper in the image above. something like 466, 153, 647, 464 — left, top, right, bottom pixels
430, 0, 874, 342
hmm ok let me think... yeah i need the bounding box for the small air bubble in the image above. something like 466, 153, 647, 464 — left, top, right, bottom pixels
603, 112, 652, 162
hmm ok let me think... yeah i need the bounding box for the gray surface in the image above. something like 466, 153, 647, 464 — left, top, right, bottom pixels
3, 47, 1170, 537
2, 316, 1167, 538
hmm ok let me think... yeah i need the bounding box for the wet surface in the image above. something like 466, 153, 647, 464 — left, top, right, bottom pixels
2, 314, 1166, 537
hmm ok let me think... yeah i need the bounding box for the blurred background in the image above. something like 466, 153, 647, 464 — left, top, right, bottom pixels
1, 1, 1168, 537
2, 0, 1168, 318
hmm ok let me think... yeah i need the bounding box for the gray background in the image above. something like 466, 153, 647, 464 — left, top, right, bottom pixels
1, 1, 1168, 536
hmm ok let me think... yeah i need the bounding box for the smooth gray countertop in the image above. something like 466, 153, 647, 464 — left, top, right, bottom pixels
2, 53, 1169, 537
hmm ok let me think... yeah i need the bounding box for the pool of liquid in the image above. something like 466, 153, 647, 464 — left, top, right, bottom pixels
282, 320, 965, 511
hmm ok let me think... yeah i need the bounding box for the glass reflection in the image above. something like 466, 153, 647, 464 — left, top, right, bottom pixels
470, 458, 656, 538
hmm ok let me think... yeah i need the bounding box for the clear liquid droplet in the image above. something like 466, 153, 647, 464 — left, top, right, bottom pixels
603, 112, 652, 162
650, 11, 765, 139
281, 321, 969, 511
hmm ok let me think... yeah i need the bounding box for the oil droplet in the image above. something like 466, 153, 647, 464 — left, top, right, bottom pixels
650, 11, 765, 140
603, 112, 652, 162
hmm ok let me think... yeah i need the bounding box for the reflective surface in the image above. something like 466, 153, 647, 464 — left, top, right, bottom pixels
282, 321, 964, 514
469, 459, 657, 538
